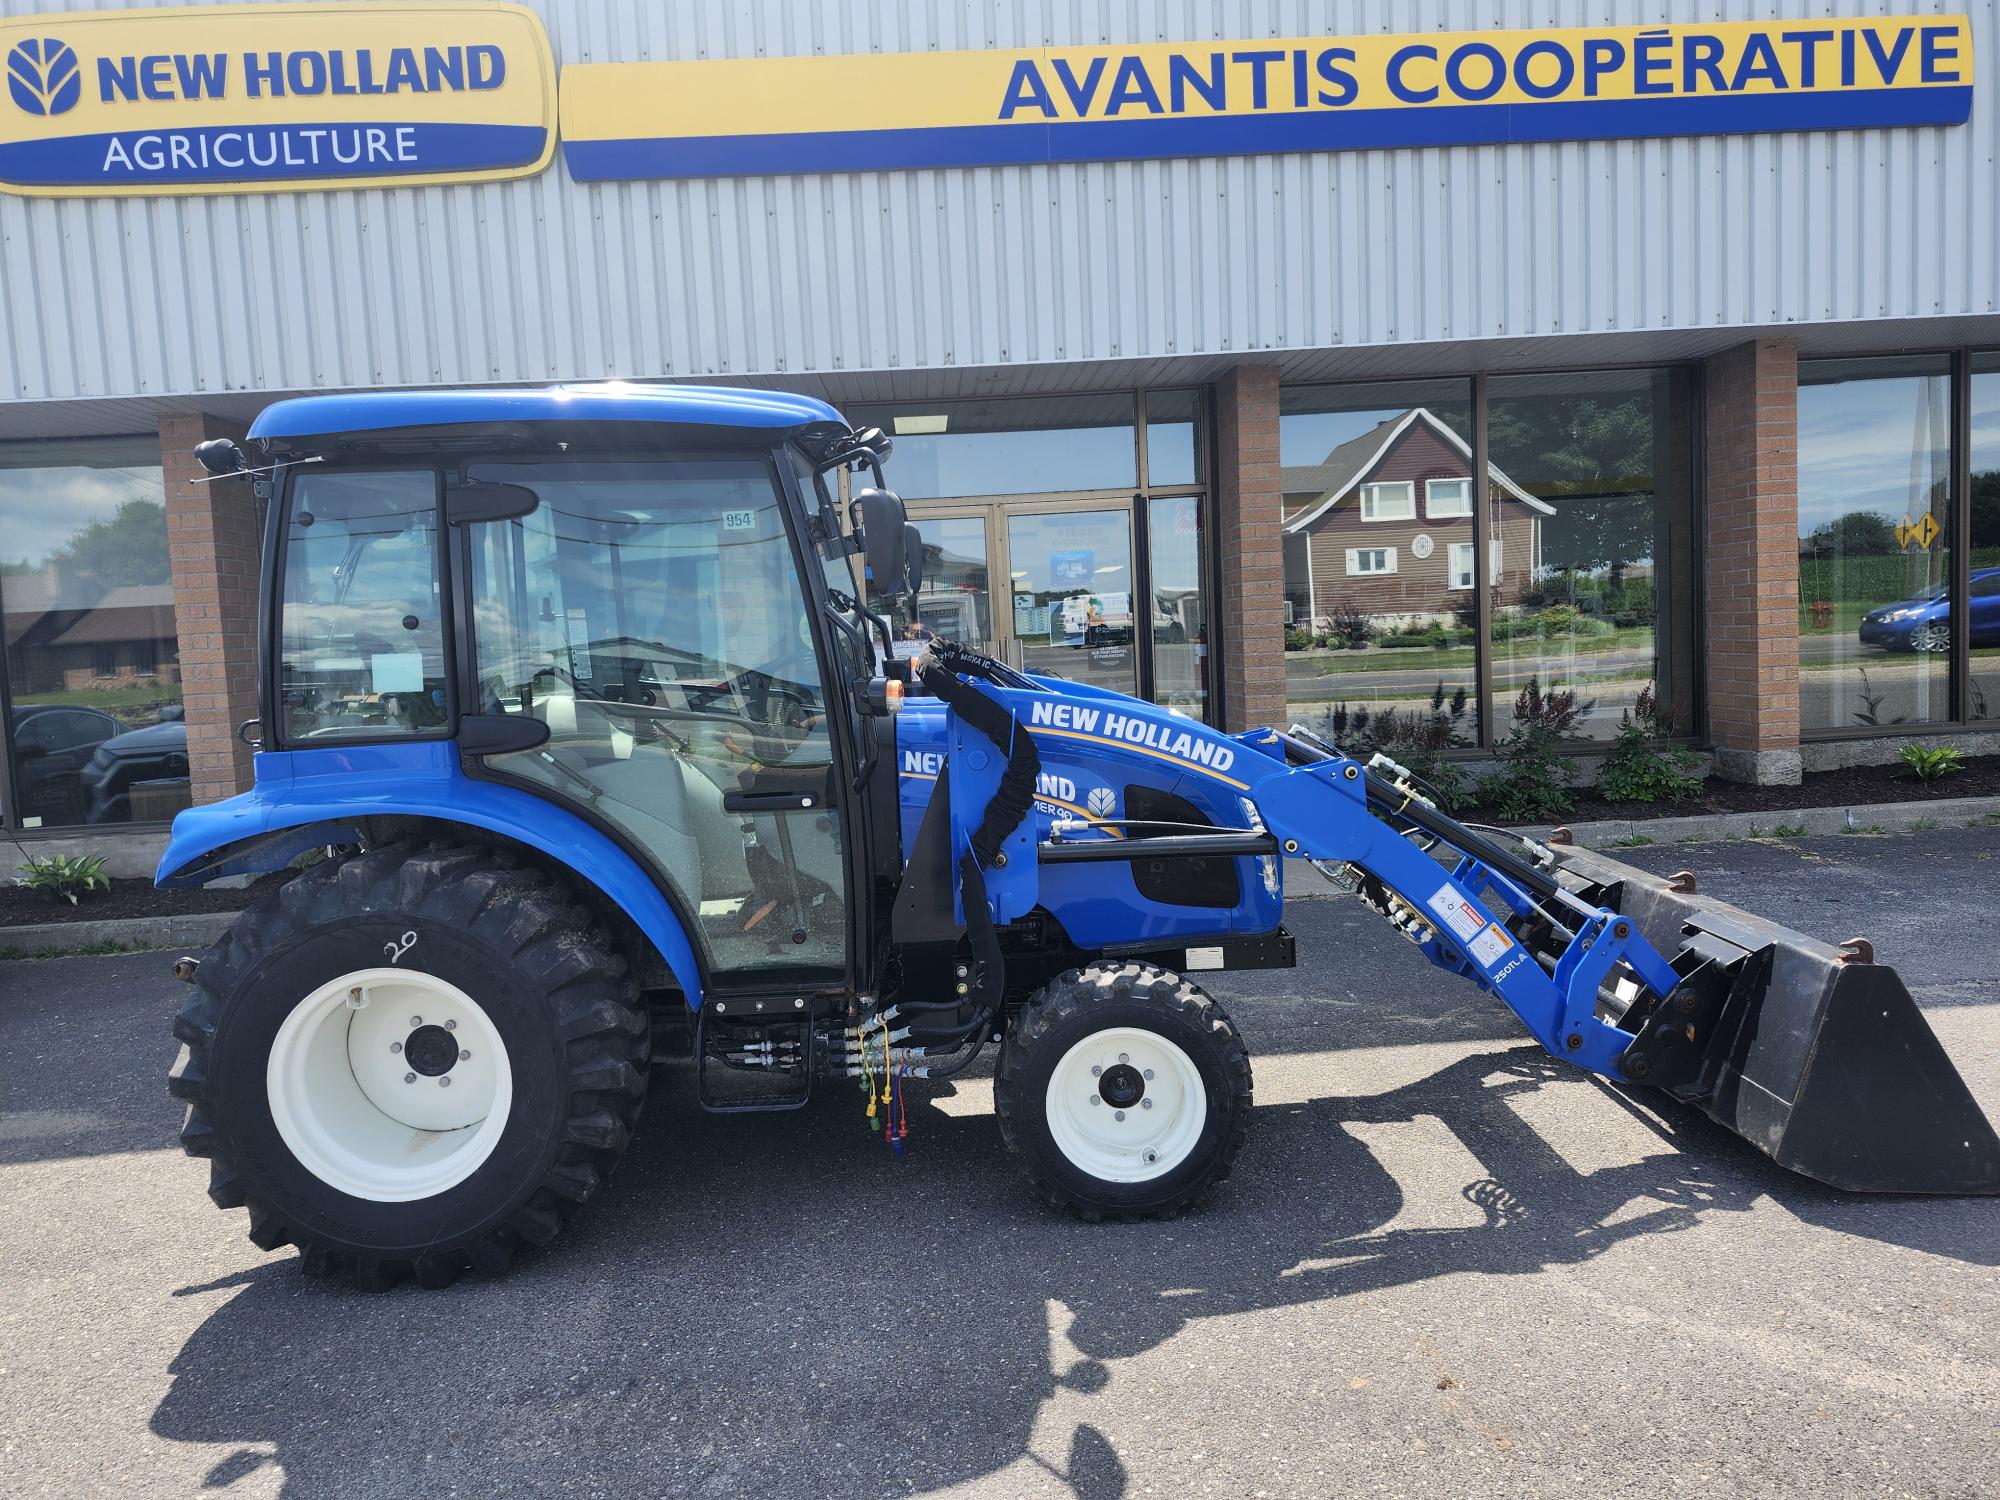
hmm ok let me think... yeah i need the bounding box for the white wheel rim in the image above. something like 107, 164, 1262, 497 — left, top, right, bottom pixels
266, 967, 512, 1203
1044, 1026, 1207, 1184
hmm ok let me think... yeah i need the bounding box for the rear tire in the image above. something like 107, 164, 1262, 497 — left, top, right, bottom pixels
169, 842, 648, 1289
996, 962, 1252, 1219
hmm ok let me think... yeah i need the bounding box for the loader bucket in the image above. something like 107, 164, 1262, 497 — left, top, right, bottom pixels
1547, 845, 2000, 1195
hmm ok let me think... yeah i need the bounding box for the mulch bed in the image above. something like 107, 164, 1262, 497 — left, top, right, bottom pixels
1487, 754, 2000, 826
0, 868, 295, 929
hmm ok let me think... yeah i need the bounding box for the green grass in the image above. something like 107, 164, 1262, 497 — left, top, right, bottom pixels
1844, 822, 1890, 835
1970, 810, 2000, 827
1773, 821, 1809, 838
1298, 626, 1653, 677
1911, 817, 1940, 832
1605, 833, 1655, 847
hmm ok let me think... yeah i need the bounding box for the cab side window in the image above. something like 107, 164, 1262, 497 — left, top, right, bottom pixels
278, 471, 448, 742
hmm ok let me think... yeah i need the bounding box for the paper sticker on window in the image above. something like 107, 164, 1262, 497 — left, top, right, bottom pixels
1426, 885, 1488, 944
721, 509, 757, 532
371, 653, 424, 693
1468, 923, 1513, 969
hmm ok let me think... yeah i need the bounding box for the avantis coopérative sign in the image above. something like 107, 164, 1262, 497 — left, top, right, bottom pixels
0, 2, 555, 196
558, 15, 1975, 180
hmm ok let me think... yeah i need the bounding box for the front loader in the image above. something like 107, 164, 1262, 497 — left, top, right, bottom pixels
160, 383, 1999, 1289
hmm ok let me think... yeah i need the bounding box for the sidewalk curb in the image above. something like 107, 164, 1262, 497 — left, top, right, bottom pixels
0, 910, 238, 959
1514, 793, 2000, 848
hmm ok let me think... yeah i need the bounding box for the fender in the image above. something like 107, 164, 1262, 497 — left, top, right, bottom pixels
157, 740, 705, 1008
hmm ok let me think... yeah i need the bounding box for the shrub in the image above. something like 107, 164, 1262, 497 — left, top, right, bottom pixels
16, 853, 111, 906
1482, 676, 1587, 822
1284, 627, 1314, 652
1596, 683, 1705, 803
1325, 600, 1373, 650
1898, 742, 1965, 782
1318, 682, 1473, 809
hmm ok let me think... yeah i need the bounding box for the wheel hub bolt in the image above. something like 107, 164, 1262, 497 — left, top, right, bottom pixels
409, 1016, 423, 1027
1114, 1110, 1126, 1121
439, 1077, 452, 1088
1143, 1069, 1154, 1080
1118, 1053, 1129, 1064
1090, 1065, 1102, 1077
1089, 1096, 1100, 1107
1141, 1098, 1153, 1110
459, 1049, 471, 1061
403, 1072, 416, 1084
444, 1019, 457, 1031
390, 1041, 402, 1054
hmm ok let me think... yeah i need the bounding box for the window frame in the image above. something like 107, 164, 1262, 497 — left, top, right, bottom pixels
268, 463, 455, 752
1425, 476, 1473, 519
1345, 545, 1397, 577
1358, 480, 1415, 524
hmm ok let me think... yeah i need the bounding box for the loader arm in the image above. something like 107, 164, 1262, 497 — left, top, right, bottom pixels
918, 647, 2000, 1196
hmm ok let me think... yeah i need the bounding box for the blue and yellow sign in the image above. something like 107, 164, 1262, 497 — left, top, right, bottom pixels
561, 15, 1973, 181
0, 2, 555, 196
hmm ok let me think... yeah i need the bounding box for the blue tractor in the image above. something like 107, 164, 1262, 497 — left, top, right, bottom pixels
162, 385, 1999, 1289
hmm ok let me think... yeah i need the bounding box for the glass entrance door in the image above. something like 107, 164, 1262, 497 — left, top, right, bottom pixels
900, 502, 1138, 695
1005, 508, 1137, 692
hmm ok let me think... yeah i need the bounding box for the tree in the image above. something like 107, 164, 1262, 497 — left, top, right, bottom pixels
1485, 393, 1659, 570
48, 500, 171, 586
1802, 509, 1898, 558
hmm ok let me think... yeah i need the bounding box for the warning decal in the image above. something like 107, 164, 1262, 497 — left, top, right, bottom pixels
1468, 923, 1514, 969
1426, 885, 1489, 945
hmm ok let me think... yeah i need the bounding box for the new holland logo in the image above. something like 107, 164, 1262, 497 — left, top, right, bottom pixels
6, 38, 80, 117
1086, 785, 1116, 817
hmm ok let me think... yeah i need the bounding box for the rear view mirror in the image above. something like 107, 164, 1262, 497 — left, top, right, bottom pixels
854, 486, 910, 598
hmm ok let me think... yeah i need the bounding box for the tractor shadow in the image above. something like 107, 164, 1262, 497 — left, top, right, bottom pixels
146, 1043, 1997, 1500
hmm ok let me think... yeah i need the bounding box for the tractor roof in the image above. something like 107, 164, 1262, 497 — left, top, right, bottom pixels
249, 383, 845, 444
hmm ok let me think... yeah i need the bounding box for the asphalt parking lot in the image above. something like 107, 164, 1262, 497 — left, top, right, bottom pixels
3, 827, 1997, 1499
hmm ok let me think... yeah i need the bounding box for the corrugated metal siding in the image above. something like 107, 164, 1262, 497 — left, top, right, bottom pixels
2, 0, 1997, 408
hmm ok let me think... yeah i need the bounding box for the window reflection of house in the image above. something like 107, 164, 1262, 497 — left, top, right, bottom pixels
1279, 408, 1549, 628
2, 567, 180, 693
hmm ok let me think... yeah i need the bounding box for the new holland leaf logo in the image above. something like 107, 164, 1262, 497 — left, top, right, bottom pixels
1086, 785, 1116, 817
7, 37, 80, 117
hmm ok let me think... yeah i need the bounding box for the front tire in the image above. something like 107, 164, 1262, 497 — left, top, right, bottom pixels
169, 843, 648, 1289
996, 963, 1252, 1219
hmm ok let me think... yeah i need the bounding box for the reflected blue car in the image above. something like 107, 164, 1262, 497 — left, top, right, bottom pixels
1858, 566, 2000, 653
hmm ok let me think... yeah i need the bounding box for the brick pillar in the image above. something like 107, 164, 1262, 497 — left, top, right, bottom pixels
1214, 365, 1286, 732
1703, 338, 1802, 785
161, 413, 261, 805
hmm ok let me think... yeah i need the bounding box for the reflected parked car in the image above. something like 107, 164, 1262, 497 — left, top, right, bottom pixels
8, 703, 124, 824
81, 707, 189, 823
1858, 567, 2000, 654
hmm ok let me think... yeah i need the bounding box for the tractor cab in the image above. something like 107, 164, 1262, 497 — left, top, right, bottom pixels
181, 384, 916, 1007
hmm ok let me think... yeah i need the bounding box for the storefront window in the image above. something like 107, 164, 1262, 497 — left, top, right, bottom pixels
1278, 379, 1479, 746
1798, 357, 1953, 731
1485, 368, 1697, 742
1148, 495, 1206, 718
1144, 389, 1200, 488
1967, 353, 2000, 721
845, 395, 1137, 499
0, 438, 183, 829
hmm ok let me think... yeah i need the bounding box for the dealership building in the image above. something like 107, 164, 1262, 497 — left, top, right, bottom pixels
1, 0, 1998, 866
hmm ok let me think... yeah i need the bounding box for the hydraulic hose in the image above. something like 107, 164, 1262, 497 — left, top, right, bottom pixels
909, 652, 1041, 1068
